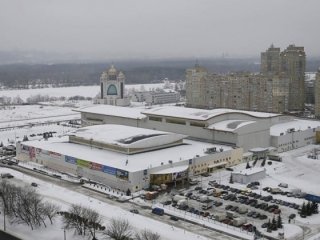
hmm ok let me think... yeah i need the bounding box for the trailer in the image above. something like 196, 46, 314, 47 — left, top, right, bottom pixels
173, 195, 187, 202
201, 200, 214, 210
214, 213, 226, 221
232, 217, 247, 227
177, 199, 188, 207
199, 195, 208, 202
237, 206, 248, 214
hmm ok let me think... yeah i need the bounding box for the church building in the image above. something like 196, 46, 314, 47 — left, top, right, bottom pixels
97, 65, 130, 106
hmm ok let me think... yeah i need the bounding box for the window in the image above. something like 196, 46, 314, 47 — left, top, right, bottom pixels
190, 122, 205, 127
149, 116, 162, 122
166, 118, 186, 125
107, 84, 117, 95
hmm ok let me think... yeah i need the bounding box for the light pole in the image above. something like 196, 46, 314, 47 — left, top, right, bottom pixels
0, 192, 6, 231
63, 227, 66, 240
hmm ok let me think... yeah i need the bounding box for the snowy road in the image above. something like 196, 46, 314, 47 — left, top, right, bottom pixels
1, 165, 244, 240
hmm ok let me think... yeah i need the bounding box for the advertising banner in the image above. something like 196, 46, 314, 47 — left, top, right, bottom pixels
65, 155, 77, 164
116, 169, 129, 180
29, 147, 35, 159
91, 162, 103, 171
21, 145, 29, 153
102, 165, 117, 175
76, 159, 92, 168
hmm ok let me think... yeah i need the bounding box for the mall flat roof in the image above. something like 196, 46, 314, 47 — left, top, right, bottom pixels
77, 105, 280, 122
75, 105, 146, 119
22, 137, 232, 172
142, 106, 280, 121
233, 167, 266, 176
69, 124, 186, 149
270, 119, 320, 136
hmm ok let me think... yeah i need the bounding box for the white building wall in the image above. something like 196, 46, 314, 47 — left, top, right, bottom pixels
232, 170, 266, 184
271, 128, 316, 153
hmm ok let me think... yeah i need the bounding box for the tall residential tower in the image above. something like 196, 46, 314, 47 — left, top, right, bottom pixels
315, 69, 320, 118
280, 45, 306, 111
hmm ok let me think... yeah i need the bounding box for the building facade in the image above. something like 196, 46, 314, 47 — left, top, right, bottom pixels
261, 44, 281, 75
186, 44, 305, 113
16, 124, 243, 192
131, 90, 180, 105
97, 65, 130, 106
280, 45, 306, 111
186, 70, 288, 113
315, 69, 320, 118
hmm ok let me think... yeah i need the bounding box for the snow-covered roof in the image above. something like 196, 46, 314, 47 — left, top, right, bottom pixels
249, 147, 269, 153
151, 165, 189, 174
75, 105, 146, 119
233, 167, 265, 175
207, 120, 256, 132
142, 106, 280, 121
270, 119, 320, 136
69, 124, 186, 149
22, 137, 232, 172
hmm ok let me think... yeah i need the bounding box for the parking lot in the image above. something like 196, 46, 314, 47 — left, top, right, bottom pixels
157, 176, 303, 235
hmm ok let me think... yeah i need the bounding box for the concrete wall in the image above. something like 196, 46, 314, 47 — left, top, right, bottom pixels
232, 170, 266, 184
271, 128, 316, 153
81, 112, 272, 152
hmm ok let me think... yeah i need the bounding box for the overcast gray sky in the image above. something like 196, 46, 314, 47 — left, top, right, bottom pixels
0, 0, 319, 59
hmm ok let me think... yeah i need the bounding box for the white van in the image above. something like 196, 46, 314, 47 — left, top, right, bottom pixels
278, 183, 288, 188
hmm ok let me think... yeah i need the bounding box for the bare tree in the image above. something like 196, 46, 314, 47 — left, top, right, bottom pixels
42, 201, 60, 224
105, 218, 133, 240
0, 180, 59, 230
135, 229, 161, 240
62, 204, 103, 239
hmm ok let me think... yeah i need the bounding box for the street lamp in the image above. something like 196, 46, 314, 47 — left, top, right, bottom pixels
0, 191, 6, 231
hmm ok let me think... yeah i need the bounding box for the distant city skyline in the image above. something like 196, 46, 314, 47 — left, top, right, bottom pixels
1, 0, 319, 59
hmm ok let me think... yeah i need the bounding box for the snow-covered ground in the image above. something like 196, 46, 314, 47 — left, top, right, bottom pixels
0, 83, 165, 101
0, 167, 225, 240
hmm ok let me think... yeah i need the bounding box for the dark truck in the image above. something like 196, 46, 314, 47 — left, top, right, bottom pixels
152, 207, 164, 216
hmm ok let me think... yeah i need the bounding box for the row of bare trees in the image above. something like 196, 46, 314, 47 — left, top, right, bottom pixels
0, 180, 160, 240
0, 180, 60, 230
62, 204, 161, 240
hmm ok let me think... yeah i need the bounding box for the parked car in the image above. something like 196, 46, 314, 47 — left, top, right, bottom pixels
273, 209, 281, 214
259, 214, 268, 220
289, 213, 296, 219
170, 216, 179, 221
261, 222, 268, 228
130, 209, 139, 214
278, 183, 288, 188
225, 205, 233, 210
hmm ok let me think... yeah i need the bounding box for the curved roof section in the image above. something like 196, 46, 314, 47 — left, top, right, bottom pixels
207, 120, 256, 132
75, 105, 146, 119
69, 124, 186, 149
142, 106, 280, 121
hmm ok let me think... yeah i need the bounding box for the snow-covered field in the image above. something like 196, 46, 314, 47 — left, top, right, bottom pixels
0, 83, 165, 101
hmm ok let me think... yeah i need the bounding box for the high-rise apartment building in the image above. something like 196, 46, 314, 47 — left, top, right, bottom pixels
186, 68, 287, 113
186, 44, 305, 113
315, 69, 320, 118
261, 44, 281, 75
280, 45, 306, 111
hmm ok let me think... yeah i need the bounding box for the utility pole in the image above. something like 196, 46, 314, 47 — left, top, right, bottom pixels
0, 192, 5, 232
